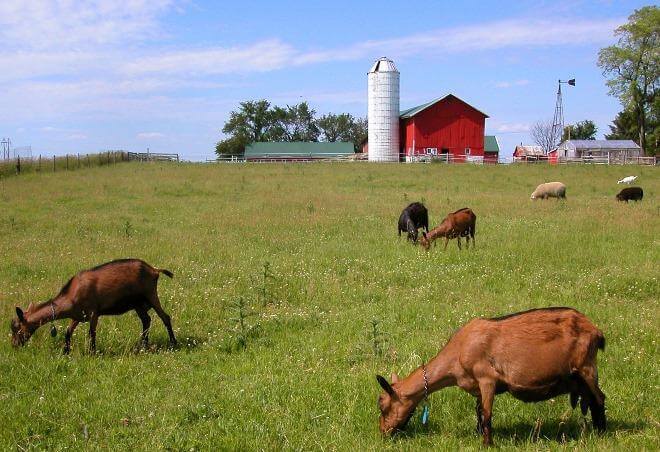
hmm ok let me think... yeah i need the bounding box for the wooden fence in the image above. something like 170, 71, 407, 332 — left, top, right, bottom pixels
127, 152, 179, 162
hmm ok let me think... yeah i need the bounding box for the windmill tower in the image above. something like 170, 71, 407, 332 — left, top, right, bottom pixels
550, 79, 575, 151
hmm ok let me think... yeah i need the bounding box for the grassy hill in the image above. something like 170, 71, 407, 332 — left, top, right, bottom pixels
1, 162, 658, 450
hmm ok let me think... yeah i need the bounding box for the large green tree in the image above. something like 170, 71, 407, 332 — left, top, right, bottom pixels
316, 113, 367, 151
562, 120, 598, 140
216, 101, 368, 156
597, 6, 659, 155
270, 102, 320, 142
215, 100, 276, 157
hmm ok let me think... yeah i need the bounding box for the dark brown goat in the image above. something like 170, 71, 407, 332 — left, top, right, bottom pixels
11, 259, 176, 353
419, 207, 476, 251
376, 307, 606, 445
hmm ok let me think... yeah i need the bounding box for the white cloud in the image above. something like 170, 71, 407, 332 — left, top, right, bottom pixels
494, 122, 531, 133
137, 132, 165, 139
0, 0, 174, 50
293, 18, 622, 66
123, 40, 297, 76
67, 133, 88, 140
495, 79, 530, 89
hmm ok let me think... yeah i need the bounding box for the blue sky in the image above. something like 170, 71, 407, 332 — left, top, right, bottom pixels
0, 1, 650, 160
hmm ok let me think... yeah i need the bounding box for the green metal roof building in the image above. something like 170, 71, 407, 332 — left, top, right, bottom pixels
244, 142, 355, 161
484, 135, 500, 162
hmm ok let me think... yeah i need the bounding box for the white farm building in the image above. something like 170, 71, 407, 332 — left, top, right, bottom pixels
554, 140, 642, 162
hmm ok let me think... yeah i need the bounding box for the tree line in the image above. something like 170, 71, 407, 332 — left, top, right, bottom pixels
215, 100, 367, 157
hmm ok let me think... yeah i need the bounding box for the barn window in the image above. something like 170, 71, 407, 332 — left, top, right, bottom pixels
441, 148, 449, 154
465, 147, 471, 155
425, 147, 437, 155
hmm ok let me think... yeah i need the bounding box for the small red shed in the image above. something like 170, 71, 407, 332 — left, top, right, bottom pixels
400, 94, 488, 162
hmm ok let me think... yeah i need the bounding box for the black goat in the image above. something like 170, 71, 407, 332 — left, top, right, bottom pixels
397, 202, 429, 242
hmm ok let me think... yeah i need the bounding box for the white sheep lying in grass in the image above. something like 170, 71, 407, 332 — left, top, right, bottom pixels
531, 182, 566, 200
617, 176, 637, 184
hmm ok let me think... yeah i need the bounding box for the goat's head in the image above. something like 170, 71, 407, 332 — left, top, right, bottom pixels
11, 305, 36, 347
406, 219, 418, 242
419, 232, 431, 250
376, 374, 417, 434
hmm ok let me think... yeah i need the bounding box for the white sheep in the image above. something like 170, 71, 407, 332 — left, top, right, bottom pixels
617, 176, 637, 184
530, 182, 567, 200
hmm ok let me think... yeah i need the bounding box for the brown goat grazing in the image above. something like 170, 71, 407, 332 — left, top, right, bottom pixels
11, 259, 176, 354
419, 207, 476, 251
376, 307, 606, 445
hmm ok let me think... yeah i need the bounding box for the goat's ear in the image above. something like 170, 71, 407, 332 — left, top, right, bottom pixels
15, 307, 25, 323
391, 373, 399, 384
27, 302, 35, 313
376, 375, 396, 398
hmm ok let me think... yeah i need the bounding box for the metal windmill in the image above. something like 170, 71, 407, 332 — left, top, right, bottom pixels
551, 79, 575, 151
1, 137, 11, 160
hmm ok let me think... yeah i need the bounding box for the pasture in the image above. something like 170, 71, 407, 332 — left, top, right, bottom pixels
1, 162, 658, 450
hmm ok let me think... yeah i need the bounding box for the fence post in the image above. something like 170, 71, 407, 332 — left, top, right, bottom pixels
77, 153, 80, 169
38, 155, 42, 172
16, 156, 21, 175
66, 154, 69, 170
53, 155, 56, 172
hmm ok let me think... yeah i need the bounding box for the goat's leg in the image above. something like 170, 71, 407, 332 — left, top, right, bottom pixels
478, 381, 496, 446
63, 320, 79, 354
579, 368, 606, 432
88, 313, 99, 353
148, 293, 177, 345
475, 398, 484, 435
444, 237, 449, 250
457, 237, 462, 250
136, 308, 151, 348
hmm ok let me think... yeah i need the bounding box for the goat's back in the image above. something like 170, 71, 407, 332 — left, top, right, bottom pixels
451, 307, 603, 385
447, 208, 476, 228
68, 259, 160, 302
402, 202, 428, 226
616, 186, 643, 201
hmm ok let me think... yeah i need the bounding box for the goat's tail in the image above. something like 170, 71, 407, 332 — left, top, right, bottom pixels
156, 268, 174, 278
597, 332, 605, 351
595, 330, 605, 351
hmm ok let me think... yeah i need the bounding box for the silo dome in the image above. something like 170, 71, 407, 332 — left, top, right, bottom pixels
368, 57, 400, 162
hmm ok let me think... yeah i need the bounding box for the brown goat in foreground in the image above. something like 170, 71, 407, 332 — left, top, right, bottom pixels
420, 207, 476, 251
11, 259, 176, 354
376, 307, 606, 446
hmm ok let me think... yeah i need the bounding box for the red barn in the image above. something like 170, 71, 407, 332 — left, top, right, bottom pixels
399, 94, 488, 162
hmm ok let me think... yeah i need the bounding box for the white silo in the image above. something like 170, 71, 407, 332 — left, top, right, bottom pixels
368, 57, 400, 162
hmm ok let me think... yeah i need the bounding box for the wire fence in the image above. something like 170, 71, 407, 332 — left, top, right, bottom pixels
206, 153, 658, 165
0, 151, 129, 178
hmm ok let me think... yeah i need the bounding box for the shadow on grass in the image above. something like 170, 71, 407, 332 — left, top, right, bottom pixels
488, 417, 647, 445
54, 334, 206, 357
389, 417, 646, 446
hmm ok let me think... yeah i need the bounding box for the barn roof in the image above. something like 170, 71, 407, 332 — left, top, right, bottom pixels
558, 139, 640, 150
514, 145, 545, 156
484, 136, 500, 153
400, 94, 489, 119
245, 142, 354, 158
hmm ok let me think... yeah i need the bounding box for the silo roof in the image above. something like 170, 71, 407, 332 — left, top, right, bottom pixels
369, 57, 398, 73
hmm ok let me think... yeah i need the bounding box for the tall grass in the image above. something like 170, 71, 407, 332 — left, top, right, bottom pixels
0, 163, 658, 450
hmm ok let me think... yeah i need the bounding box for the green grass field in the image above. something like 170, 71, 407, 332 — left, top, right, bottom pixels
1, 162, 658, 451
